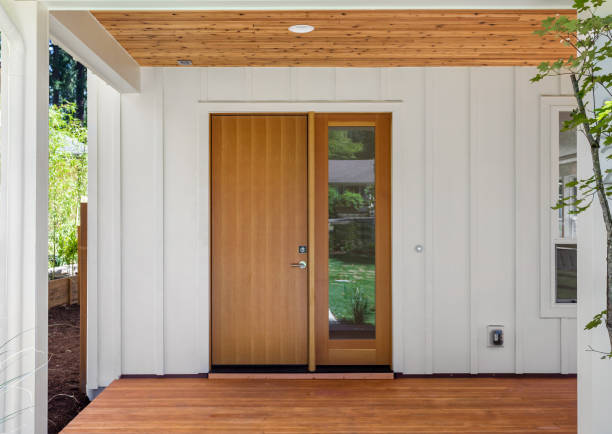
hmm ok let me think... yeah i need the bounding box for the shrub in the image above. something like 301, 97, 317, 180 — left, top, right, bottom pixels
48, 104, 87, 276
351, 287, 369, 324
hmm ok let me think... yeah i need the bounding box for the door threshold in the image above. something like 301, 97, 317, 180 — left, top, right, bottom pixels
208, 372, 393, 379
209, 365, 393, 379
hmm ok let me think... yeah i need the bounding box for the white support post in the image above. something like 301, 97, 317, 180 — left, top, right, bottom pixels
0, 1, 49, 433
576, 4, 612, 433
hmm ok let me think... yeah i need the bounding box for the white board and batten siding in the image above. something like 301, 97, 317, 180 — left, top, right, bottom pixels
87, 67, 577, 388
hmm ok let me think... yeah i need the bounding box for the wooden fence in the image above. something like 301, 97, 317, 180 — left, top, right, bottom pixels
78, 202, 88, 393
48, 276, 79, 308
47, 202, 87, 391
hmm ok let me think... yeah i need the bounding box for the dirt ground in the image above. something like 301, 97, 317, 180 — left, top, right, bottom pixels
48, 304, 89, 433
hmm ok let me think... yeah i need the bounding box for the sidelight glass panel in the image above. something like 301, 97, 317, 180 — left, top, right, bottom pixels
328, 126, 376, 340
555, 243, 577, 303
558, 111, 577, 240
555, 111, 578, 304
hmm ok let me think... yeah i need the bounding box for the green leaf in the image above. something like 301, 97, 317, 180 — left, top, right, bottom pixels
585, 310, 607, 330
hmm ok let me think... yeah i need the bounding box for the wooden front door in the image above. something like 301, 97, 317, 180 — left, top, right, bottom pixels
211, 114, 308, 365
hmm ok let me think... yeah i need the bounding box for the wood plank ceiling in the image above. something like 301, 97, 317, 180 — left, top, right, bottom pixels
92, 10, 576, 67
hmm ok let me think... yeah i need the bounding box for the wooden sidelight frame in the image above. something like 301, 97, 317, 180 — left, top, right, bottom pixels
313, 113, 392, 366
209, 112, 391, 371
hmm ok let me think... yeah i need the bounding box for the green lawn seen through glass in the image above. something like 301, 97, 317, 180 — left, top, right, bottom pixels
328, 257, 375, 325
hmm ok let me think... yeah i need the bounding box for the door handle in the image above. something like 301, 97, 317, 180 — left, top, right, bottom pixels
290, 261, 307, 269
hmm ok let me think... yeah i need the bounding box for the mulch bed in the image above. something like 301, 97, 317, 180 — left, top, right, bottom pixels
48, 304, 90, 434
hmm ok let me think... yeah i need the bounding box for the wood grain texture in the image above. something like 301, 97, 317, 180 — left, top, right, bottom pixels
315, 113, 391, 366
211, 114, 308, 365
63, 377, 577, 432
91, 9, 576, 67
78, 202, 88, 393
308, 112, 316, 372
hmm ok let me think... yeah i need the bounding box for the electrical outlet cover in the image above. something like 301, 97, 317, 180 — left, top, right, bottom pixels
487, 325, 504, 347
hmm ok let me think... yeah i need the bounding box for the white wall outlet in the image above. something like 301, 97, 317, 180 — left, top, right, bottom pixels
487, 325, 504, 348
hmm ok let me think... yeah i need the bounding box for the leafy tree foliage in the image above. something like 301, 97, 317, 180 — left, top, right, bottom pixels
328, 187, 365, 218
49, 43, 87, 122
328, 128, 374, 159
533, 0, 612, 357
48, 104, 87, 276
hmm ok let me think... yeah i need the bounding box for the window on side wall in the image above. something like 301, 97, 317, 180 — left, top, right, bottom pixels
540, 97, 578, 318
555, 110, 577, 303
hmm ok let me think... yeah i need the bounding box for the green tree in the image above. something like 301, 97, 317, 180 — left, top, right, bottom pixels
329, 186, 341, 218
339, 191, 364, 211
533, 0, 612, 357
49, 43, 87, 122
329, 130, 364, 159
48, 104, 87, 276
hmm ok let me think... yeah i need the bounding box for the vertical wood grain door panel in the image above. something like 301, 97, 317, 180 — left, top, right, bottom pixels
211, 114, 308, 365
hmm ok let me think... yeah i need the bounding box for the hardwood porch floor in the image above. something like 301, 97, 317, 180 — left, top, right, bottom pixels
63, 377, 576, 433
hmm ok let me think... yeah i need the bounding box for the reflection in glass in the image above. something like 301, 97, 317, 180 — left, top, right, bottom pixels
558, 111, 577, 239
555, 244, 577, 303
328, 126, 376, 339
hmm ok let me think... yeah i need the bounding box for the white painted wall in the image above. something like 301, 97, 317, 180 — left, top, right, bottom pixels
89, 66, 578, 385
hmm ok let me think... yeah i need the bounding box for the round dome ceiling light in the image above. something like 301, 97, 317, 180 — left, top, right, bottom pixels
288, 24, 314, 34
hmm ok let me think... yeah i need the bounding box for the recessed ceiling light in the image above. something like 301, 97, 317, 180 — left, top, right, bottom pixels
177, 59, 193, 66
288, 24, 314, 34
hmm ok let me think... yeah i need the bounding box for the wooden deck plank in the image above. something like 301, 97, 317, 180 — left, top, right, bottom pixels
63, 377, 576, 433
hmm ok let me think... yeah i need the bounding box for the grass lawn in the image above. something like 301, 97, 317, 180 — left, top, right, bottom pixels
328, 257, 376, 325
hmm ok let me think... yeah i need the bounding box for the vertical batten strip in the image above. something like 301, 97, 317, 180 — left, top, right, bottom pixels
200, 67, 208, 102
196, 91, 210, 373
468, 68, 479, 374
110, 85, 123, 379
155, 69, 165, 375
308, 112, 316, 372
424, 70, 434, 375
513, 67, 524, 374
245, 68, 254, 101
87, 72, 100, 389
290, 69, 299, 101
561, 318, 569, 374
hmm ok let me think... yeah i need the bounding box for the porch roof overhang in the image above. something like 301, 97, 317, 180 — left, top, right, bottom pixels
45, 0, 576, 93
50, 11, 141, 92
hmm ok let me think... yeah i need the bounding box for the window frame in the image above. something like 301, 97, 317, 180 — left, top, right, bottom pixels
540, 96, 578, 318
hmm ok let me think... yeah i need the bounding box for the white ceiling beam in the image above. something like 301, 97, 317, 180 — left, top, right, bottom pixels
40, 0, 574, 11
49, 11, 140, 93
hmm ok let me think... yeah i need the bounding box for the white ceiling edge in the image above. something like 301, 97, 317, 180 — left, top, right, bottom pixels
49, 11, 140, 93
38, 0, 575, 11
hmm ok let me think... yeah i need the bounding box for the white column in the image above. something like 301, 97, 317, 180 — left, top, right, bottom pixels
0, 1, 49, 433
577, 117, 612, 434
86, 72, 123, 395
577, 4, 612, 433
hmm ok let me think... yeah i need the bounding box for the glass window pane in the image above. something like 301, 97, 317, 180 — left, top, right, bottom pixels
558, 111, 577, 239
328, 126, 376, 340
555, 243, 577, 303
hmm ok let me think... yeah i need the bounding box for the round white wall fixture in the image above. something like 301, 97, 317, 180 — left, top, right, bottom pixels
288, 24, 314, 33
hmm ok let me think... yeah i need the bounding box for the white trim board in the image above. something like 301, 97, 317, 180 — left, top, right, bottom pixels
38, 0, 575, 11
539, 96, 578, 319
49, 11, 140, 93
198, 101, 405, 373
